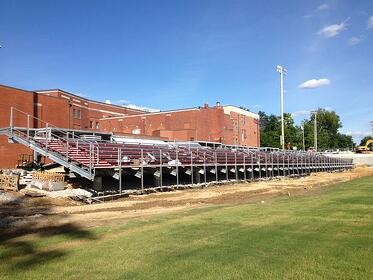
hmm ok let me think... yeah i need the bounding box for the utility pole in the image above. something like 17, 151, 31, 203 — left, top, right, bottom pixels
312, 111, 318, 152
276, 65, 287, 150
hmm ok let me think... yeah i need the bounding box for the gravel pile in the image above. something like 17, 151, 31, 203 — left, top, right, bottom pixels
0, 191, 22, 204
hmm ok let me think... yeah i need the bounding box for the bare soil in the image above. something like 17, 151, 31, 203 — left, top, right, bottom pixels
1, 167, 373, 232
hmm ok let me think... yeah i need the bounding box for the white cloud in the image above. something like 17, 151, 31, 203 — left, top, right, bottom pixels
299, 78, 331, 89
318, 20, 348, 38
105, 100, 111, 104
116, 99, 129, 105
113, 98, 159, 112
292, 107, 333, 118
367, 15, 373, 29
317, 4, 329, 11
345, 131, 372, 137
76, 93, 86, 97
292, 110, 311, 117
348, 36, 362, 46
125, 104, 160, 113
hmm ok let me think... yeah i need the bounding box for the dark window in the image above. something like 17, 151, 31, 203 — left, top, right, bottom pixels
73, 109, 81, 119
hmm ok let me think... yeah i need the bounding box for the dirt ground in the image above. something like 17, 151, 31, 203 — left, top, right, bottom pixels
1, 166, 373, 232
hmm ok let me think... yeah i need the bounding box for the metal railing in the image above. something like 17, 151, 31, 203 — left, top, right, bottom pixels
6, 107, 354, 190
8, 107, 105, 179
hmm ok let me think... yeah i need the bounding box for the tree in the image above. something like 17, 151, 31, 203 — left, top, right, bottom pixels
283, 113, 301, 149
359, 136, 373, 146
259, 108, 354, 150
300, 108, 353, 150
336, 133, 354, 150
259, 111, 281, 148
259, 111, 300, 149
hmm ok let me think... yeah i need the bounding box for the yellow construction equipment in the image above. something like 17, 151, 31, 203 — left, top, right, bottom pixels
356, 139, 373, 153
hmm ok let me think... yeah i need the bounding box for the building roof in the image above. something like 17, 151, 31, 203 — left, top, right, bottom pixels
0, 84, 260, 120
223, 105, 260, 119
99, 104, 260, 121
35, 88, 145, 114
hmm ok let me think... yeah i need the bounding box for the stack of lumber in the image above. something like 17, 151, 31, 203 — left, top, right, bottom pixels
32, 171, 65, 182
0, 173, 19, 191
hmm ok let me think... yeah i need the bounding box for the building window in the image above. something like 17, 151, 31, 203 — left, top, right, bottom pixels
89, 121, 93, 129
73, 109, 81, 119
96, 122, 100, 129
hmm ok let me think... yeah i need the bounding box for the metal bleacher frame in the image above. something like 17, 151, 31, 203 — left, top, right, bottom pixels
0, 107, 354, 196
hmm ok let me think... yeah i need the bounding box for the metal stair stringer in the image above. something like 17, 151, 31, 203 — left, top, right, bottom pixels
1, 128, 94, 180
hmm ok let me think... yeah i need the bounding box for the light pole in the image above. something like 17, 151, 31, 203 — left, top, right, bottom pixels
276, 65, 287, 150
301, 124, 305, 151
311, 111, 318, 152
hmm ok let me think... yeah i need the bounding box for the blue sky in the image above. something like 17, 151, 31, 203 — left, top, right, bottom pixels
0, 0, 372, 142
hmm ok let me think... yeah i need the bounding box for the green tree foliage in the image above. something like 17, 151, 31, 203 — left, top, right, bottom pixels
359, 136, 373, 146
259, 111, 301, 148
336, 133, 354, 150
259, 109, 354, 150
259, 111, 281, 148
303, 109, 342, 150
283, 113, 301, 148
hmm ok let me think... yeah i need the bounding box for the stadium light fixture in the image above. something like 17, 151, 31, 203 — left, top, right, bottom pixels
276, 65, 287, 150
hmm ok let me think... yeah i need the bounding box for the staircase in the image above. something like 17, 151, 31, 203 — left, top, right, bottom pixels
0, 127, 97, 180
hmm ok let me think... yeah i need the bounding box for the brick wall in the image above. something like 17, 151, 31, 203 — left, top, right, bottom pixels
0, 86, 35, 167
37, 89, 143, 130
100, 105, 260, 147
0, 85, 147, 167
0, 85, 260, 168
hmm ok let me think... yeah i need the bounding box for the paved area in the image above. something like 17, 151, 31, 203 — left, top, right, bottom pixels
326, 152, 373, 166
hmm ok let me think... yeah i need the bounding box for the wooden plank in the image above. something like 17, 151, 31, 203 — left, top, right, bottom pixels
32, 171, 65, 182
0, 174, 19, 191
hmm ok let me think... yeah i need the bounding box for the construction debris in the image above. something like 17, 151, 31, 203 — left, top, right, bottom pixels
32, 171, 65, 182
29, 179, 67, 191
20, 185, 93, 199
0, 191, 22, 204
0, 172, 19, 192
19, 171, 33, 185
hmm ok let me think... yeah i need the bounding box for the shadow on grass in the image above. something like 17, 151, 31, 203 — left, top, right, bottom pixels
0, 195, 97, 272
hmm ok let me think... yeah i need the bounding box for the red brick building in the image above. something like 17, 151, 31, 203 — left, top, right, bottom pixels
0, 84, 260, 168
100, 104, 260, 147
35, 88, 144, 130
0, 85, 143, 168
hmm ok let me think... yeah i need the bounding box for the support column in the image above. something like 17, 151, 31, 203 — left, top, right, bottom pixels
118, 148, 122, 195
141, 149, 144, 193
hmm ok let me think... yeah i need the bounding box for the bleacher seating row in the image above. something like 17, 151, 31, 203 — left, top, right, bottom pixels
35, 138, 353, 170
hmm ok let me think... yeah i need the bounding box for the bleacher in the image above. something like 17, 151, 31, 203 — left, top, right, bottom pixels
2, 107, 354, 186
34, 137, 352, 172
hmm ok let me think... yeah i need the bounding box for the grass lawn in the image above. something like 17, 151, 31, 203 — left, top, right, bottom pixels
1, 176, 373, 280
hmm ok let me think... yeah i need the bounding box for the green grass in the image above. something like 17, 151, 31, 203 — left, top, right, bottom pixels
1, 176, 373, 280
